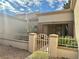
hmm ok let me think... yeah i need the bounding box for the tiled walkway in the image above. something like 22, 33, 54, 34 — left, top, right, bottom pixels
0, 44, 30, 59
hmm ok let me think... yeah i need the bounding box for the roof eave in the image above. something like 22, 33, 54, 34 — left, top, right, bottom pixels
36, 9, 72, 16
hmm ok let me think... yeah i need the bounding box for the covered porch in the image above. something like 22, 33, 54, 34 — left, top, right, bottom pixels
38, 22, 74, 37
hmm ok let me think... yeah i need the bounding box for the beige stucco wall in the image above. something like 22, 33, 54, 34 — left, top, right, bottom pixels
38, 12, 73, 24
74, 0, 79, 58
0, 14, 29, 50
0, 39, 28, 50
58, 48, 78, 59
0, 14, 38, 50
0, 14, 27, 39
74, 0, 79, 42
0, 14, 38, 40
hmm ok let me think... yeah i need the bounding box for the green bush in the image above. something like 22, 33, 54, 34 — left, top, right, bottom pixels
32, 51, 48, 59
58, 36, 78, 48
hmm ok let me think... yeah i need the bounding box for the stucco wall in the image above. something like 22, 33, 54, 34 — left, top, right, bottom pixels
38, 12, 73, 24
0, 14, 27, 39
0, 14, 38, 40
0, 14, 38, 50
74, 0, 79, 59
58, 48, 78, 59
0, 14, 29, 50
0, 38, 28, 50
74, 0, 79, 43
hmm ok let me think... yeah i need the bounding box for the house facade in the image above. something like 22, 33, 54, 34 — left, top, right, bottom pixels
34, 0, 76, 37
0, 0, 78, 59
37, 10, 74, 37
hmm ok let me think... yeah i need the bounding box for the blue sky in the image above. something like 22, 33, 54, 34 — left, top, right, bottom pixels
0, 0, 69, 16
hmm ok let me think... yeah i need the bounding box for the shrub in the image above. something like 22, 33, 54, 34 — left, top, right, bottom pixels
58, 36, 78, 48
32, 51, 48, 59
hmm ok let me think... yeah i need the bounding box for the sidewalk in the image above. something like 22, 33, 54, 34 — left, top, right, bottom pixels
0, 44, 30, 59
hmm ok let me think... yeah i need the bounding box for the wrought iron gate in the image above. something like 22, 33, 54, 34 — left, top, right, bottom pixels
36, 34, 48, 51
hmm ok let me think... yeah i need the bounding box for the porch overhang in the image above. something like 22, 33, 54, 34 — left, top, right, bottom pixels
38, 10, 74, 24
38, 21, 73, 25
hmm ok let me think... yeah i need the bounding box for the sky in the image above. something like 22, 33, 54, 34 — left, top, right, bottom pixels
0, 0, 69, 16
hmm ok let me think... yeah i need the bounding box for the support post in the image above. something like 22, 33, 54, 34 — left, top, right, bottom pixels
29, 33, 37, 53
49, 34, 58, 59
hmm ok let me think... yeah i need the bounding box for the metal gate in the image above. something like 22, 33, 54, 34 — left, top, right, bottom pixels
36, 34, 48, 51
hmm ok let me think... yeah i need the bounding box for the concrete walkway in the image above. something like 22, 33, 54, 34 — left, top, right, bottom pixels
0, 44, 30, 59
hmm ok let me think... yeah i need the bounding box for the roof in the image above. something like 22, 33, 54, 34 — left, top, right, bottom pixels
36, 0, 77, 16
36, 9, 73, 16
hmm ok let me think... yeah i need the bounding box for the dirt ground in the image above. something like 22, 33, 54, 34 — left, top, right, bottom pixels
0, 44, 30, 59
